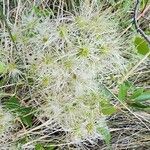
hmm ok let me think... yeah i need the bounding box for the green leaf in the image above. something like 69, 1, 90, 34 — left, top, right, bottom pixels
134, 36, 150, 55
18, 107, 33, 115
0, 62, 6, 74
21, 114, 33, 127
100, 100, 116, 115
35, 143, 56, 150
134, 92, 150, 102
128, 101, 150, 109
118, 82, 130, 101
17, 137, 29, 145
4, 96, 20, 111
35, 144, 45, 150
97, 126, 111, 146
4, 96, 34, 127
101, 107, 116, 115
130, 88, 144, 99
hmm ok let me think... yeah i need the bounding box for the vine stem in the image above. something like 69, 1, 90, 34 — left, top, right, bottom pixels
120, 0, 150, 83
120, 3, 150, 37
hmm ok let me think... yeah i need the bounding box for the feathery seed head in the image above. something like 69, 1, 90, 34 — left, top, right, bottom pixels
0, 1, 128, 146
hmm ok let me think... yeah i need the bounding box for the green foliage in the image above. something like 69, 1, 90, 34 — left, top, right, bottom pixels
100, 100, 116, 115
35, 144, 45, 150
130, 88, 144, 99
118, 82, 150, 110
134, 92, 150, 102
4, 96, 34, 127
97, 126, 111, 147
128, 101, 149, 109
35, 143, 56, 150
118, 82, 130, 101
134, 36, 150, 55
